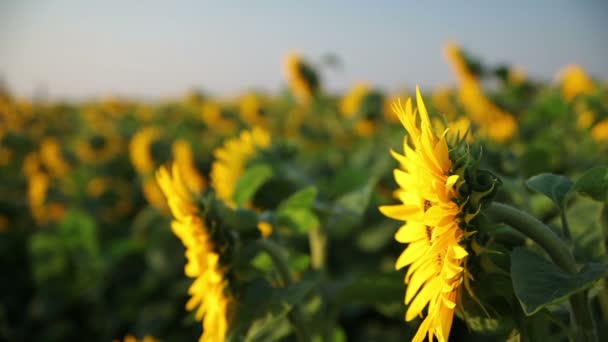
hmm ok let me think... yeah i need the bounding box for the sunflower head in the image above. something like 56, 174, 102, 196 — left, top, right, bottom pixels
40, 137, 71, 177
129, 127, 169, 175
591, 118, 608, 143
379, 87, 500, 342
201, 101, 237, 134
77, 131, 122, 164
341, 82, 371, 118
240, 93, 268, 127
210, 127, 271, 208
156, 164, 233, 341
558, 64, 596, 101
172, 139, 207, 193
283, 53, 320, 104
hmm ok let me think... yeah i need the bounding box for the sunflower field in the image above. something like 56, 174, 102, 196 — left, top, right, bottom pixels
1, 44, 607, 342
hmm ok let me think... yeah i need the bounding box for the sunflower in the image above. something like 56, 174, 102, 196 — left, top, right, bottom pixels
591, 118, 608, 143
172, 139, 207, 193
558, 64, 595, 101
39, 137, 70, 177
340, 82, 370, 118
129, 127, 162, 174
239, 93, 268, 127
210, 127, 271, 208
283, 53, 319, 104
77, 131, 122, 164
444, 42, 517, 143
379, 88, 469, 342
116, 335, 158, 342
156, 164, 231, 342
201, 101, 237, 134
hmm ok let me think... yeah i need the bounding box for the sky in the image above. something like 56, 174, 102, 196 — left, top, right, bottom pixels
1, 0, 607, 100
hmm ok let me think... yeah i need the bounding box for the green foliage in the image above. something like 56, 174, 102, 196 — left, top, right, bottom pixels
526, 173, 573, 210
275, 187, 319, 234
510, 247, 608, 316
233, 164, 275, 207
29, 210, 103, 297
574, 166, 608, 203
2, 46, 608, 341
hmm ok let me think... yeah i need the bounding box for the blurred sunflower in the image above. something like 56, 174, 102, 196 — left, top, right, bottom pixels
116, 335, 158, 342
172, 139, 207, 193
283, 53, 319, 104
558, 64, 595, 101
508, 66, 527, 85
379, 88, 471, 342
574, 102, 596, 130
430, 87, 457, 120
201, 101, 237, 134
39, 137, 71, 177
142, 178, 168, 211
239, 93, 268, 127
591, 118, 608, 143
210, 127, 271, 208
157, 164, 231, 342
340, 82, 370, 118
130, 127, 163, 174
27, 170, 65, 225
77, 131, 122, 164
445, 42, 517, 143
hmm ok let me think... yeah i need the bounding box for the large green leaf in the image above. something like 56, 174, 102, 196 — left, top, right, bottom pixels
526, 173, 573, 210
573, 166, 608, 203
510, 247, 608, 315
233, 164, 274, 207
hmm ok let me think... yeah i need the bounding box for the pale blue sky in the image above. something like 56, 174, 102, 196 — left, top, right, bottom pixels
1, 0, 607, 99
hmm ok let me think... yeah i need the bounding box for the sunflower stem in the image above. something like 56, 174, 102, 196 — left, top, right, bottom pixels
256, 239, 310, 342
487, 202, 597, 342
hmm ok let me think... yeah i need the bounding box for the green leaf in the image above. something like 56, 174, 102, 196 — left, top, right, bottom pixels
276, 208, 320, 234
510, 247, 608, 315
558, 196, 607, 262
573, 166, 608, 203
526, 173, 573, 210
233, 164, 274, 207
277, 186, 317, 212
327, 183, 373, 238
228, 273, 319, 341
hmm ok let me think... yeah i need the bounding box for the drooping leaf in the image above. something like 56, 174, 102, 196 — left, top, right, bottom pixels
526, 173, 573, 210
510, 247, 608, 315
